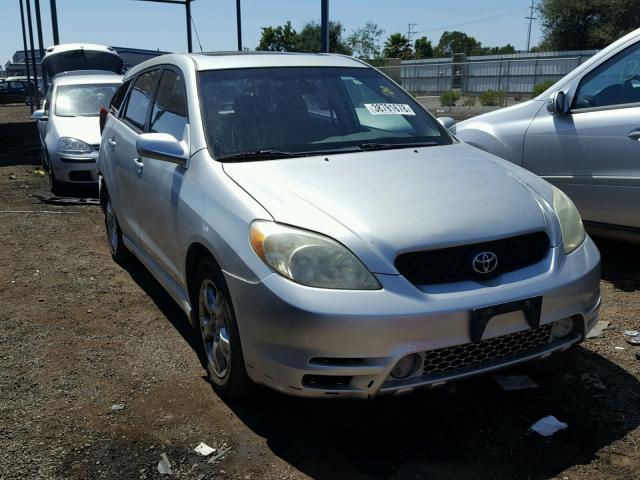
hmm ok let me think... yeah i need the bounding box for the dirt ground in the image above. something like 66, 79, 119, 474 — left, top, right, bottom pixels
1, 105, 640, 480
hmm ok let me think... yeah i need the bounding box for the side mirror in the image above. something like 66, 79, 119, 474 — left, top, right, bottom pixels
437, 116, 456, 133
546, 91, 568, 115
32, 109, 48, 121
136, 132, 188, 166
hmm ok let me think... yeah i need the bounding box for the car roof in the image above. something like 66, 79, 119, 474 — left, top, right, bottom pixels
123, 52, 367, 80
52, 70, 123, 86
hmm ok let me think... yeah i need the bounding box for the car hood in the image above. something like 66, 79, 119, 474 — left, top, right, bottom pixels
53, 115, 101, 146
457, 99, 545, 130
223, 143, 558, 274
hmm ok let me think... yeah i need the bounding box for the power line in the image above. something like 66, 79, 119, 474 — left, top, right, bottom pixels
410, 5, 523, 31
413, 8, 526, 34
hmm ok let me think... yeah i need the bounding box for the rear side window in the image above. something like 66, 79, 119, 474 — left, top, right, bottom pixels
123, 70, 161, 130
150, 70, 188, 140
109, 79, 131, 114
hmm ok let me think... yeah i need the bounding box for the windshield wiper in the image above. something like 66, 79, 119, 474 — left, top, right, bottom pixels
217, 147, 363, 162
358, 142, 439, 151
216, 149, 298, 162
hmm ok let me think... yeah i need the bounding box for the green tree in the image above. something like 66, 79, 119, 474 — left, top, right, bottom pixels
484, 44, 516, 55
434, 31, 484, 57
294, 21, 352, 54
383, 33, 413, 59
256, 21, 297, 51
347, 22, 384, 59
538, 0, 640, 50
413, 36, 433, 59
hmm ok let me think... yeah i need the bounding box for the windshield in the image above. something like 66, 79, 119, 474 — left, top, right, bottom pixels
198, 67, 451, 160
55, 83, 119, 117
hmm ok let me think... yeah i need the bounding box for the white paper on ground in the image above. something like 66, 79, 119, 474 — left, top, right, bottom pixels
194, 442, 217, 456
158, 453, 172, 475
530, 415, 568, 436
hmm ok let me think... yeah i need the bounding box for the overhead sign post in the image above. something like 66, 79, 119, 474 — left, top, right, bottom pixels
136, 0, 194, 53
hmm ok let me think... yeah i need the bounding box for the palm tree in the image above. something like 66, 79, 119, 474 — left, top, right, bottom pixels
383, 33, 413, 59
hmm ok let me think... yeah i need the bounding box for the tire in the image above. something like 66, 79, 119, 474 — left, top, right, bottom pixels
193, 257, 253, 398
103, 193, 130, 263
43, 150, 64, 196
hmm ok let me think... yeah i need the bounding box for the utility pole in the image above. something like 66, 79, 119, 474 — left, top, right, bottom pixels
34, 0, 47, 93
320, 0, 329, 53
49, 0, 59, 44
407, 23, 418, 43
525, 0, 536, 52
236, 0, 242, 51
25, 0, 40, 106
18, 0, 33, 113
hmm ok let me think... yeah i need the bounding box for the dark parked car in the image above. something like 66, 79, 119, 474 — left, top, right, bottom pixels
0, 80, 30, 105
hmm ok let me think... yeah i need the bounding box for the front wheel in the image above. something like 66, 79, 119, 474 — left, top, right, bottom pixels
194, 257, 253, 398
103, 194, 129, 263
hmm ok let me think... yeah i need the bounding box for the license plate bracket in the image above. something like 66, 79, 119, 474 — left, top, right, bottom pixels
470, 296, 543, 343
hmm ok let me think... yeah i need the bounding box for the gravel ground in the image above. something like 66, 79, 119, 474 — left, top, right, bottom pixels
1, 105, 639, 480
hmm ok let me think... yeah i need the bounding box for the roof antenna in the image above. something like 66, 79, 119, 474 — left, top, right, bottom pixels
191, 16, 204, 52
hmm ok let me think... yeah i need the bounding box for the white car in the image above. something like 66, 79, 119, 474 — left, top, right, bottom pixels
32, 44, 123, 194
33, 71, 121, 193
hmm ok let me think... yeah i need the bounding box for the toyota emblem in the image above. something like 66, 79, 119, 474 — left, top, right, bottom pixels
472, 251, 498, 274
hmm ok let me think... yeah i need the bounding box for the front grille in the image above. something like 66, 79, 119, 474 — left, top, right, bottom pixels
422, 324, 553, 377
395, 231, 550, 285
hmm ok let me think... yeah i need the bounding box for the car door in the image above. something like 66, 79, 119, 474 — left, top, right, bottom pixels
134, 68, 189, 285
523, 41, 640, 229
107, 69, 162, 243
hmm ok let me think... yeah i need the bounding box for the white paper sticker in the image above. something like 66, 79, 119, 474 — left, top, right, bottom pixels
364, 103, 416, 115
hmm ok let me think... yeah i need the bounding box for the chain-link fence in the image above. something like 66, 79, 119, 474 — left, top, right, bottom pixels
378, 50, 598, 96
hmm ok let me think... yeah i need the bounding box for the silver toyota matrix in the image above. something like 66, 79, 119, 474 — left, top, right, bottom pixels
97, 52, 601, 399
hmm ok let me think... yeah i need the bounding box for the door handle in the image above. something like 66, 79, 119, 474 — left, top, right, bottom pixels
628, 130, 640, 140
133, 157, 144, 175
107, 138, 117, 150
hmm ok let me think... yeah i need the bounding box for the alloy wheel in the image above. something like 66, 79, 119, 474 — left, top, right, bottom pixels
199, 279, 231, 382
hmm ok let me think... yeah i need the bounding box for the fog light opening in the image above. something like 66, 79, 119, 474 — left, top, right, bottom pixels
550, 318, 574, 340
390, 353, 422, 379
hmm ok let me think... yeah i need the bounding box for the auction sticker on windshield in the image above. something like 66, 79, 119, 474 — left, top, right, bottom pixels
364, 103, 416, 115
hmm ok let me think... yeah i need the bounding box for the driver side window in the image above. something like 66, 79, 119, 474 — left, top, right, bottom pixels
573, 41, 640, 110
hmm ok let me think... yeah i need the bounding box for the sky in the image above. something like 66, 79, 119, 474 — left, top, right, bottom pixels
1, 0, 543, 65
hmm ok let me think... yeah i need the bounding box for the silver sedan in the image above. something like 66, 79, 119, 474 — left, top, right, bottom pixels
456, 28, 640, 243
97, 52, 600, 399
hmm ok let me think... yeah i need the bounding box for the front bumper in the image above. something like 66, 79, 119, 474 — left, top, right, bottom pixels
50, 149, 99, 183
224, 237, 601, 398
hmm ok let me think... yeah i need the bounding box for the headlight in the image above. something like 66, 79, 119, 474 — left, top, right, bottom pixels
249, 221, 381, 290
57, 137, 92, 154
552, 187, 586, 254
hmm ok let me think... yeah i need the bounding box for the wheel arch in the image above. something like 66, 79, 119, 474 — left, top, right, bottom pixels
185, 242, 224, 328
